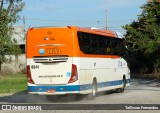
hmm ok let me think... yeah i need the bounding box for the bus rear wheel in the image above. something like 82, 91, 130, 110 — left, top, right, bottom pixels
116, 78, 126, 93
86, 80, 97, 100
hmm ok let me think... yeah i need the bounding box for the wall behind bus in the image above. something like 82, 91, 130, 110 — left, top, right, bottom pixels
1, 54, 26, 74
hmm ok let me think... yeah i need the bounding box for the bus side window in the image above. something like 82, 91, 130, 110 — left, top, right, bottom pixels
119, 39, 127, 57
111, 39, 119, 55
78, 32, 89, 54
105, 39, 111, 55
98, 36, 106, 55
92, 35, 99, 54
83, 34, 91, 54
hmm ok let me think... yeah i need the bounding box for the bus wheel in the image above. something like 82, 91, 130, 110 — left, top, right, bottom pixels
86, 80, 97, 100
122, 78, 126, 92
116, 78, 126, 93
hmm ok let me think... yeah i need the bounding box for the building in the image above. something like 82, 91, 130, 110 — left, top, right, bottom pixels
2, 26, 26, 74
11, 26, 26, 53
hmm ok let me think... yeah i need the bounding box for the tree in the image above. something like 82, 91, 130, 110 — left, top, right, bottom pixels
0, 0, 25, 72
123, 0, 160, 75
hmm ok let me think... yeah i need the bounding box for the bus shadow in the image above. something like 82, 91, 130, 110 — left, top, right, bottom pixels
0, 91, 85, 103
0, 90, 117, 103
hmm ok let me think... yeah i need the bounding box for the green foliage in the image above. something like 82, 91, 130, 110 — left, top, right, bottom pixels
123, 0, 160, 74
0, 0, 25, 71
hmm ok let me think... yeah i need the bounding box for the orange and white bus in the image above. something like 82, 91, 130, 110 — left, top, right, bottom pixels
26, 26, 130, 99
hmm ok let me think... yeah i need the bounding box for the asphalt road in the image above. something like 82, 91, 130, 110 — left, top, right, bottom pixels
0, 79, 160, 113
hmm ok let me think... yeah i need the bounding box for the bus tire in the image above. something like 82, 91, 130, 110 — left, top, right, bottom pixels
121, 77, 126, 92
116, 77, 126, 93
86, 79, 97, 100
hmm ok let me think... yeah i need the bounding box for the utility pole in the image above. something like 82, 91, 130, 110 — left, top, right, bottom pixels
23, 16, 26, 45
105, 10, 108, 30
23, 16, 26, 32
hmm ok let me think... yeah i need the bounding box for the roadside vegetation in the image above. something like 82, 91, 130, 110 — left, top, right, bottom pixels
0, 0, 25, 72
0, 74, 27, 94
0, 1, 26, 94
123, 0, 160, 79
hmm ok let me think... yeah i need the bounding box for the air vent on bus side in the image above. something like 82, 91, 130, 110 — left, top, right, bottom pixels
33, 56, 68, 63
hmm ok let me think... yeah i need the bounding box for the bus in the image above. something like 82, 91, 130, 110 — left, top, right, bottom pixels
26, 26, 130, 100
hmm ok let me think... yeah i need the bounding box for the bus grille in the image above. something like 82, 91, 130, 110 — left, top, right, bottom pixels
33, 56, 68, 63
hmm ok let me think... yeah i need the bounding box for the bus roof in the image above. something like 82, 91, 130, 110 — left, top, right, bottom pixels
75, 26, 124, 39
28, 26, 124, 39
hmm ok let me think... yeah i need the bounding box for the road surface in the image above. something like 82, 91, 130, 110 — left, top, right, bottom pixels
0, 79, 160, 113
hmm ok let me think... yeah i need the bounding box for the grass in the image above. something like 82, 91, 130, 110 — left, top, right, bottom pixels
0, 74, 27, 94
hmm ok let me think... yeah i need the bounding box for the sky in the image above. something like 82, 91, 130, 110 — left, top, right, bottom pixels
16, 0, 148, 34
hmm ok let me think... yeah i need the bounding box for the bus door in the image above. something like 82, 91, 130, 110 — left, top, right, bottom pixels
111, 58, 123, 81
